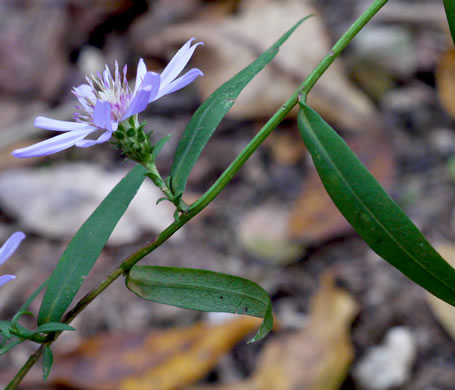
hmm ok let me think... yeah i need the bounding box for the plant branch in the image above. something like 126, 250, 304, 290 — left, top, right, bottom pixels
6, 1, 388, 387
189, 0, 388, 213
5, 344, 46, 389
300, 0, 388, 101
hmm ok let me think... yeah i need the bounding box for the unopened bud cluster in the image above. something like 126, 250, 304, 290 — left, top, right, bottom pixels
113, 118, 153, 164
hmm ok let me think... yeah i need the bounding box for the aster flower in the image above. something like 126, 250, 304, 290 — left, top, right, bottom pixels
12, 38, 203, 158
0, 232, 25, 287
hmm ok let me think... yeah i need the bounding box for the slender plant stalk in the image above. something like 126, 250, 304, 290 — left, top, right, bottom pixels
6, 344, 46, 388
300, 0, 388, 101
6, 1, 388, 388
190, 0, 388, 213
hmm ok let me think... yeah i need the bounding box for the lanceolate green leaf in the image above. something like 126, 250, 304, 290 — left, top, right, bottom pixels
0, 321, 11, 339
126, 266, 273, 342
0, 339, 23, 356
42, 345, 53, 382
169, 16, 311, 197
33, 323, 75, 335
444, 0, 455, 46
298, 102, 455, 305
38, 165, 147, 325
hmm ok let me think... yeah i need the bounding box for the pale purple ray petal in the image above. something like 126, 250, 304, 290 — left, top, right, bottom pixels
160, 39, 203, 89
12, 127, 97, 158
0, 275, 15, 287
134, 58, 147, 93
122, 72, 160, 119
153, 68, 203, 101
75, 130, 112, 147
73, 84, 95, 100
73, 84, 96, 111
92, 100, 113, 132
0, 232, 25, 266
34, 117, 94, 132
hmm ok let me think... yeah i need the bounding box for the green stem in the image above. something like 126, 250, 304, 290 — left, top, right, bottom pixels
300, 0, 388, 101
189, 0, 388, 213
143, 160, 188, 212
8, 329, 46, 344
144, 160, 173, 198
5, 344, 46, 390
6, 1, 388, 388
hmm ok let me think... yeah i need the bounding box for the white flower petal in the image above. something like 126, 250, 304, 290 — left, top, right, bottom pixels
103, 66, 113, 86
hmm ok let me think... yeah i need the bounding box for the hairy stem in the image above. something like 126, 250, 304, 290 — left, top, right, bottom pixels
7, 1, 388, 387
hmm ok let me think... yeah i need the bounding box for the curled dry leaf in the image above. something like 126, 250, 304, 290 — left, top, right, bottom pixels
436, 48, 455, 119
249, 273, 358, 390
142, 0, 380, 132
44, 316, 262, 390
192, 272, 359, 390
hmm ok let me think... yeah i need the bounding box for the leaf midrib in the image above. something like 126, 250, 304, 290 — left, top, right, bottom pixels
40, 166, 145, 324
135, 279, 269, 310
42, 229, 100, 323
301, 107, 455, 296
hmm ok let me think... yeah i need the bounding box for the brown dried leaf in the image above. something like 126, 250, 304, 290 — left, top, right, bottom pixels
288, 168, 349, 243
264, 130, 307, 166
143, 0, 379, 132
0, 5, 68, 99
196, 0, 242, 22
193, 272, 358, 390
289, 131, 395, 243
48, 316, 262, 390
251, 273, 358, 390
436, 48, 455, 119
